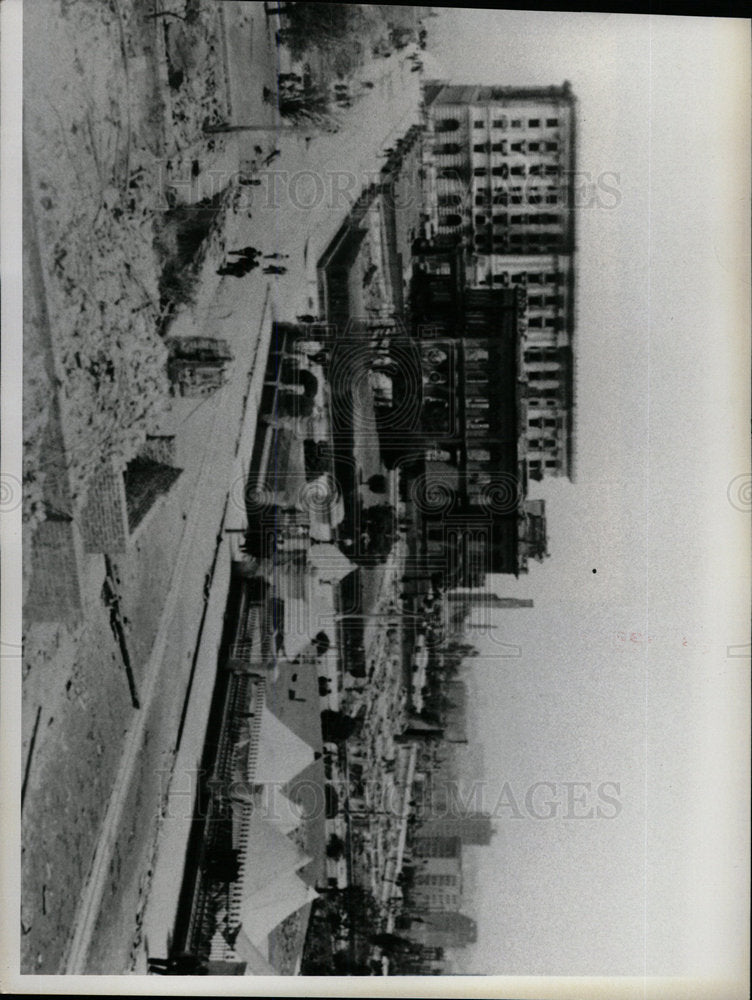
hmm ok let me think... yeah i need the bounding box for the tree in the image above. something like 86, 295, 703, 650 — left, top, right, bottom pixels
331, 952, 372, 975
313, 630, 331, 656
370, 931, 414, 953
326, 833, 345, 860
362, 504, 395, 553
321, 709, 361, 743
330, 885, 383, 931
304, 439, 331, 480
366, 473, 388, 494
275, 3, 363, 59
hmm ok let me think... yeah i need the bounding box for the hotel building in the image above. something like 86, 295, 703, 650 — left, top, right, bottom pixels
421, 81, 577, 481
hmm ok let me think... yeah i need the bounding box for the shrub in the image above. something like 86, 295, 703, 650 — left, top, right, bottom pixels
155, 192, 224, 313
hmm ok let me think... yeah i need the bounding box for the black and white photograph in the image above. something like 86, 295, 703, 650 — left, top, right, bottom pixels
2, 0, 750, 992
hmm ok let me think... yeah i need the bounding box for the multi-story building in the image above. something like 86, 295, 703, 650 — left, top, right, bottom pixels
409, 242, 547, 584
446, 593, 533, 609
410, 836, 463, 913
418, 814, 494, 846
422, 82, 577, 481
414, 835, 462, 858
404, 910, 477, 949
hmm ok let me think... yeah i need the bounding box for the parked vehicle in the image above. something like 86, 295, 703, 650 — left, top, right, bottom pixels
166, 336, 234, 397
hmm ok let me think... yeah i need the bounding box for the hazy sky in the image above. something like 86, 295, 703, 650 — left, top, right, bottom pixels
429, 8, 750, 979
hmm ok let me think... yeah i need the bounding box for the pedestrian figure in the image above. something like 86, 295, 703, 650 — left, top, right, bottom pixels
217, 258, 258, 278
228, 246, 261, 259
263, 264, 287, 275
240, 257, 259, 273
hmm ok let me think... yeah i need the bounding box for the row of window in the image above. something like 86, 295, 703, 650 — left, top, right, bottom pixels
527, 316, 564, 329
473, 164, 560, 178
473, 117, 560, 129
529, 437, 559, 449
473, 141, 559, 154
526, 348, 560, 361
465, 348, 489, 362
423, 895, 459, 909
513, 272, 562, 285
528, 393, 561, 406
477, 192, 560, 207
474, 213, 562, 226
439, 208, 563, 225
474, 183, 562, 197
474, 231, 563, 243
525, 295, 562, 308
474, 237, 565, 255
415, 874, 460, 887
529, 458, 561, 470
529, 417, 559, 429
414, 839, 457, 857
476, 249, 562, 260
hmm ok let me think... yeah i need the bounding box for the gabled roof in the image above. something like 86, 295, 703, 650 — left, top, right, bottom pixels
239, 869, 318, 951
255, 706, 315, 787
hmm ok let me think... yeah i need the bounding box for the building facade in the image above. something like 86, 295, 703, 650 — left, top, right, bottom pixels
422, 82, 577, 481
408, 242, 547, 584
404, 910, 478, 949
418, 814, 494, 846
410, 836, 463, 913
446, 593, 534, 609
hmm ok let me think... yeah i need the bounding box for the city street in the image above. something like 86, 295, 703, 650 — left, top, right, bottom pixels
21, 2, 423, 974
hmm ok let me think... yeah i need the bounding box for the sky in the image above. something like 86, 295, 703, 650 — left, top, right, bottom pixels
427, 8, 750, 980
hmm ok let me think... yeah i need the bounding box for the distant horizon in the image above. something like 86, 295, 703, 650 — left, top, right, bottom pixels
428, 6, 749, 978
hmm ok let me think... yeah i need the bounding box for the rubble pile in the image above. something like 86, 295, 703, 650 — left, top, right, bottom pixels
24, 0, 233, 533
